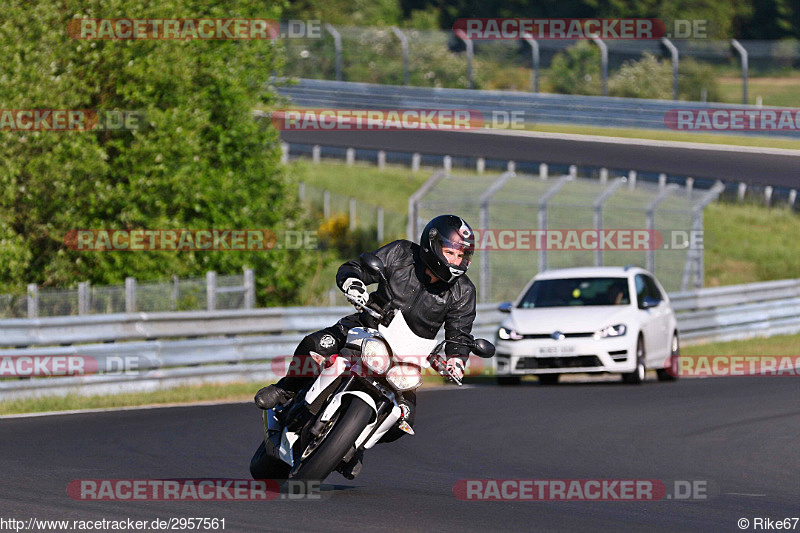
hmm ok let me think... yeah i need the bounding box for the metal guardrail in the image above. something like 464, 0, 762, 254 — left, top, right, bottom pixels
1, 279, 798, 398
277, 79, 800, 139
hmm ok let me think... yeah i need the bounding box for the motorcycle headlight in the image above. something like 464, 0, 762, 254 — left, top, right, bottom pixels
386, 365, 423, 391
361, 338, 390, 374
594, 324, 627, 339
498, 326, 523, 341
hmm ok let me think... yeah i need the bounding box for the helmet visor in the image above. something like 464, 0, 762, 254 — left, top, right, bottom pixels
433, 234, 474, 269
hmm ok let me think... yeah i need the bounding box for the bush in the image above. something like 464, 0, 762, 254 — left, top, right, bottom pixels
678, 58, 722, 102
548, 42, 601, 96
609, 53, 673, 100
317, 215, 379, 258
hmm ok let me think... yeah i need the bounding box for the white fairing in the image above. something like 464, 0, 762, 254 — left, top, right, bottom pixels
304, 354, 350, 405
379, 311, 438, 365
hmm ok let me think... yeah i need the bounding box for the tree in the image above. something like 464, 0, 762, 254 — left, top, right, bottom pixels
0, 0, 317, 306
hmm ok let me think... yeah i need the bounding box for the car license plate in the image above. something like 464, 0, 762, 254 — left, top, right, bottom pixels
538, 345, 577, 356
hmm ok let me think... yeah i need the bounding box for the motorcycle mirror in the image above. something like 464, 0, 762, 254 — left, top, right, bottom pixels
471, 338, 496, 358
360, 252, 387, 279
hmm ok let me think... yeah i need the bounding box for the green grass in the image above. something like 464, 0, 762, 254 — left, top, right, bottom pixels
682, 332, 800, 356
718, 74, 800, 108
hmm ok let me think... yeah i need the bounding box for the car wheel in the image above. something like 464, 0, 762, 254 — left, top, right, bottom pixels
538, 374, 559, 385
656, 332, 679, 382
622, 336, 646, 385
497, 376, 521, 386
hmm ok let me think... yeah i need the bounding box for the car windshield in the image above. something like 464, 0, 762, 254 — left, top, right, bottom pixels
518, 277, 631, 308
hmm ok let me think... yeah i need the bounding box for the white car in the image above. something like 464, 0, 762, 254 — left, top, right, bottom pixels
494, 266, 679, 385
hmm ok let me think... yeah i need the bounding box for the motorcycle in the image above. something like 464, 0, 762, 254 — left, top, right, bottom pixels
250, 252, 495, 484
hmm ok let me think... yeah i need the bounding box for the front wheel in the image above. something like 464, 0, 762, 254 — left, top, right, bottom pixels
290, 396, 374, 482
622, 336, 646, 384
656, 333, 679, 382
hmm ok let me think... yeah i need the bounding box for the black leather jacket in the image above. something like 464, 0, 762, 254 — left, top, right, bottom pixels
336, 239, 477, 359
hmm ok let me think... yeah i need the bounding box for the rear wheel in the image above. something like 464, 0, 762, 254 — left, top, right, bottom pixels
656, 333, 679, 382
497, 376, 521, 386
290, 397, 373, 482
538, 374, 559, 385
622, 336, 646, 384
250, 440, 291, 482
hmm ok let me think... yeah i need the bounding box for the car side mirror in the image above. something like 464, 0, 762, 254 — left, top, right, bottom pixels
472, 338, 496, 358
498, 302, 512, 313
360, 252, 386, 280
642, 296, 661, 309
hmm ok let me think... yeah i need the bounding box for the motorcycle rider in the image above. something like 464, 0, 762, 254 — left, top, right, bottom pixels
254, 214, 477, 478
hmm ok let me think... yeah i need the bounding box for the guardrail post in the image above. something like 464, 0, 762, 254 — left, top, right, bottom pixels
281, 142, 289, 164
391, 27, 409, 86
599, 168, 608, 185
206, 271, 217, 311
539, 163, 548, 180
78, 281, 90, 315
659, 173, 667, 190
443, 155, 452, 172
523, 35, 540, 92
569, 165, 577, 179
731, 39, 749, 105
765, 186, 773, 206
738, 182, 747, 202
377, 207, 384, 242
454, 29, 474, 89
312, 145, 321, 164
661, 37, 679, 100
377, 150, 386, 169
477, 157, 485, 174
591, 37, 608, 97
346, 147, 355, 165
243, 268, 255, 309
593, 178, 625, 267
325, 24, 342, 81
789, 189, 797, 209
412, 152, 421, 172
125, 277, 136, 313
298, 181, 305, 202
27, 283, 38, 318
323, 190, 330, 218
686, 177, 694, 199
507, 161, 516, 173
628, 170, 637, 189
349, 197, 357, 230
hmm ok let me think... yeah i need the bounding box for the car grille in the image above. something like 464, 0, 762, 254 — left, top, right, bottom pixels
516, 356, 602, 370
520, 332, 595, 339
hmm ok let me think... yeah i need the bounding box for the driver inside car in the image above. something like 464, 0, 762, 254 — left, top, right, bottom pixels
253, 215, 478, 478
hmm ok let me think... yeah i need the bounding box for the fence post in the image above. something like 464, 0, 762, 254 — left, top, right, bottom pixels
507, 161, 516, 173
523, 35, 540, 92
765, 186, 773, 206
323, 190, 331, 218
78, 281, 90, 315
298, 181, 305, 202
377, 207, 384, 243
27, 283, 38, 318
731, 39, 749, 105
349, 197, 357, 230
477, 157, 485, 174
281, 142, 289, 164
206, 271, 217, 311
789, 189, 797, 209
125, 277, 136, 313
172, 275, 179, 310
539, 163, 548, 180
325, 24, 342, 81
599, 168, 608, 185
591, 37, 608, 97
628, 170, 637, 189
312, 144, 321, 164
346, 147, 355, 165
738, 182, 747, 202
658, 173, 667, 190
569, 165, 577, 179
661, 37, 679, 100
377, 150, 386, 169
391, 27, 409, 86
443, 155, 452, 172
412, 152, 421, 172
686, 177, 694, 199
243, 268, 255, 309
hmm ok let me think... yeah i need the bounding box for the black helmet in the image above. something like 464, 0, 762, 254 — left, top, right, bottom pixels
419, 215, 475, 283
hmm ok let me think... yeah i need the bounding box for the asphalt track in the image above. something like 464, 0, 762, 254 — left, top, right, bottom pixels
1, 376, 797, 532
279, 128, 800, 187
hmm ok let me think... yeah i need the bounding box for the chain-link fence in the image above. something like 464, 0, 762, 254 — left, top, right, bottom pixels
281, 25, 800, 104
0, 270, 255, 318
410, 170, 723, 303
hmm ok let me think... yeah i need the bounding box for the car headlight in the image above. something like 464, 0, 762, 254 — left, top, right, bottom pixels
498, 326, 523, 341
362, 338, 391, 374
386, 365, 423, 391
594, 324, 627, 339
